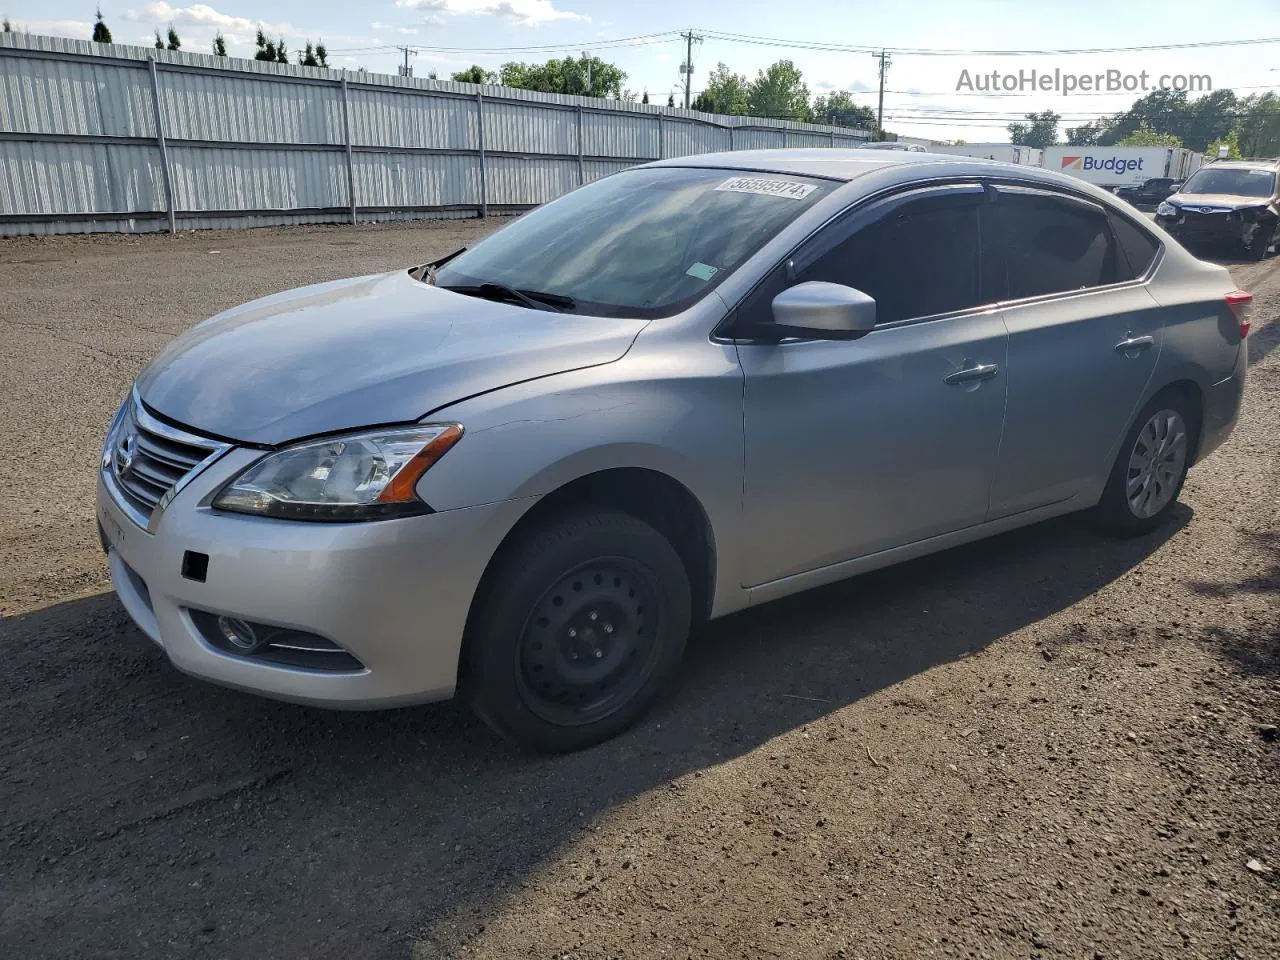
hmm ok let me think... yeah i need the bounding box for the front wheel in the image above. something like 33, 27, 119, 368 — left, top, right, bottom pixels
462, 507, 691, 752
1245, 219, 1278, 261
1094, 395, 1195, 537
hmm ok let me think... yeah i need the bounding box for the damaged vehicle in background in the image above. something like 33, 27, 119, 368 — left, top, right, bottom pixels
1156, 159, 1280, 260
97, 150, 1249, 752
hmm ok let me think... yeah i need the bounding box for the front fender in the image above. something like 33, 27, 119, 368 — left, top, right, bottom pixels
415, 347, 749, 617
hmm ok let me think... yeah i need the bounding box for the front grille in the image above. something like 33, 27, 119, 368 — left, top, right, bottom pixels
104, 392, 229, 528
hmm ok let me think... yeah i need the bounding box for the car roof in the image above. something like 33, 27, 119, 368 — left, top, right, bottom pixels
1201, 159, 1280, 170
643, 148, 1115, 194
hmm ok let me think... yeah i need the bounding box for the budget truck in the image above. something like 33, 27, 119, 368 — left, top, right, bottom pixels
1041, 146, 1203, 190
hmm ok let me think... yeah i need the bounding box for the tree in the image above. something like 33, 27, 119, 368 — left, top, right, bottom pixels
1206, 129, 1241, 160
451, 64, 496, 84
746, 60, 810, 121
315, 43, 327, 67
212, 33, 227, 56
1008, 110, 1060, 149
3, 19, 11, 31
1116, 123, 1182, 147
1064, 119, 1109, 146
1234, 92, 1280, 158
154, 29, 163, 50
811, 89, 876, 131
641, 90, 649, 105
299, 41, 319, 67
254, 28, 286, 63
91, 8, 111, 44
498, 56, 625, 98
667, 93, 675, 108
166, 25, 180, 51
692, 62, 748, 116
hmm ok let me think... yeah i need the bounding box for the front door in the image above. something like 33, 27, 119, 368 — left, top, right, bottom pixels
734, 186, 1010, 587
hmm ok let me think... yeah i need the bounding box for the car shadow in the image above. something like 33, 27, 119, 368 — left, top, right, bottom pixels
0, 507, 1188, 959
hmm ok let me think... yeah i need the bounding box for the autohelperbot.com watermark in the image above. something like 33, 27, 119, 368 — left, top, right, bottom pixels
956, 68, 1212, 96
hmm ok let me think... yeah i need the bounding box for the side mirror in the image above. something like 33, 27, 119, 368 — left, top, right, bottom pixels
770, 281, 877, 340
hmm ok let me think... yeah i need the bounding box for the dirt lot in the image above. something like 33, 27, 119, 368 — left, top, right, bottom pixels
1, 221, 1277, 960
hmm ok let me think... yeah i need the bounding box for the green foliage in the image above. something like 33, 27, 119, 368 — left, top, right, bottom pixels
812, 89, 876, 131
692, 62, 748, 115
275, 39, 287, 64
166, 24, 180, 51
2, 18, 11, 32
1205, 129, 1241, 160
498, 56, 625, 98
1008, 110, 1060, 149
641, 90, 649, 105
154, 29, 163, 50
451, 64, 497, 85
746, 60, 810, 121
254, 28, 285, 63
315, 43, 326, 67
667, 93, 674, 107
1116, 123, 1182, 147
1234, 92, 1280, 157
91, 8, 111, 43
1065, 120, 1107, 146
299, 41, 326, 67
212, 33, 227, 56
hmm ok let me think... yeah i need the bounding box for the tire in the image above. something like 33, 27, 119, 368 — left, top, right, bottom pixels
1094, 393, 1196, 537
462, 507, 691, 752
1245, 219, 1277, 261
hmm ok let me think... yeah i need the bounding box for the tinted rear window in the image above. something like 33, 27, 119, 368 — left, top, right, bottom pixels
1109, 210, 1161, 278
994, 193, 1120, 299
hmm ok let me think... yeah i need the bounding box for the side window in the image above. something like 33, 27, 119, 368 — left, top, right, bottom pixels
994, 192, 1120, 299
1108, 209, 1161, 279
799, 196, 983, 325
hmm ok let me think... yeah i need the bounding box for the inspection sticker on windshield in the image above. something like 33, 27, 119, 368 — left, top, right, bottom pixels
686, 262, 719, 281
715, 176, 816, 200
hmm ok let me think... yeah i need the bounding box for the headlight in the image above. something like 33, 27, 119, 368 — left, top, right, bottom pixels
212, 424, 462, 521
1156, 201, 1177, 217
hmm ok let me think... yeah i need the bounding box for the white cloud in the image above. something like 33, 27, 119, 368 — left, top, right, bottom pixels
4, 19, 93, 37
393, 0, 588, 26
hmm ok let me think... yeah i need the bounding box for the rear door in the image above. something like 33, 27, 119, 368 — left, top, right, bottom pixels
985, 185, 1165, 517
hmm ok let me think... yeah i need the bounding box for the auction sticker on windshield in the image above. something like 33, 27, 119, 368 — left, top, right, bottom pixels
715, 177, 817, 200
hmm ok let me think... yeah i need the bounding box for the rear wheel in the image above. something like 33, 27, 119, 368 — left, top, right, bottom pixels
462, 507, 691, 752
1094, 394, 1195, 537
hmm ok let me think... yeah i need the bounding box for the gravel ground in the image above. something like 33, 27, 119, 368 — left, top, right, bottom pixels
1, 221, 1277, 960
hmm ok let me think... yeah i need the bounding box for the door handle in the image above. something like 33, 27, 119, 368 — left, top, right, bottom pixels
1114, 335, 1155, 355
944, 362, 1000, 386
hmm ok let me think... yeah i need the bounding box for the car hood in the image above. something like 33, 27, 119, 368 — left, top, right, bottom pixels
1166, 193, 1273, 211
136, 270, 647, 445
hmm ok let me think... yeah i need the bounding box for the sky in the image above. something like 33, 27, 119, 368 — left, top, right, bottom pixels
5, 0, 1280, 143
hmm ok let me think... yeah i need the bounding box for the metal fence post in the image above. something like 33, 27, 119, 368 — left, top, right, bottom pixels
728, 125, 734, 152
476, 89, 488, 218
656, 112, 663, 160
576, 105, 585, 185
340, 77, 357, 225
781, 128, 788, 148
146, 57, 176, 235
829, 130, 836, 148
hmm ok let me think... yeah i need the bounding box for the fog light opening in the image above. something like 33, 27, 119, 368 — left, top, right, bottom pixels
218, 615, 266, 652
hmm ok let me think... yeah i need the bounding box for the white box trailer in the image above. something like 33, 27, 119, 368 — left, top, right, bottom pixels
931, 144, 1042, 166
1040, 146, 1201, 188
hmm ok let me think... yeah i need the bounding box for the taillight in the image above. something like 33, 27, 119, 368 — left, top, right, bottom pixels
1226, 289, 1253, 338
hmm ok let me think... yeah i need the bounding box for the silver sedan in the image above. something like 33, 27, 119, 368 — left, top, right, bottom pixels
96, 150, 1249, 751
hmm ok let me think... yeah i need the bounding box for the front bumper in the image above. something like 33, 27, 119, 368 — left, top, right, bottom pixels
1158, 209, 1265, 248
96, 446, 532, 708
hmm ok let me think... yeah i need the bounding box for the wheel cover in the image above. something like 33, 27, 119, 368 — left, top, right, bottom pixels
515, 557, 663, 727
1126, 408, 1188, 519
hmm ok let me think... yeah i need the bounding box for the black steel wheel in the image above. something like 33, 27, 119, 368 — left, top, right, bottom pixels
463, 507, 691, 752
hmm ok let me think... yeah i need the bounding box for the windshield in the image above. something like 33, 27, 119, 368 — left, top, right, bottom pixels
434, 167, 832, 318
1179, 167, 1276, 198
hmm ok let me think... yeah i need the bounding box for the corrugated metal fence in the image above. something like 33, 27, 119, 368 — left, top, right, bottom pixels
0, 33, 872, 236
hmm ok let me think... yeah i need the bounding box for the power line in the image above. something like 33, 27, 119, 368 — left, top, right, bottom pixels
700, 29, 1280, 57
328, 31, 680, 56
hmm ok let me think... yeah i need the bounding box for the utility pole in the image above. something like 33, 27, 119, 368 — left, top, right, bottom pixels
679, 29, 703, 109
871, 49, 891, 140
582, 50, 592, 96
397, 45, 417, 78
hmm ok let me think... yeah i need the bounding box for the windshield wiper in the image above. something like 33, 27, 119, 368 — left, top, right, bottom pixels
440, 282, 575, 313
